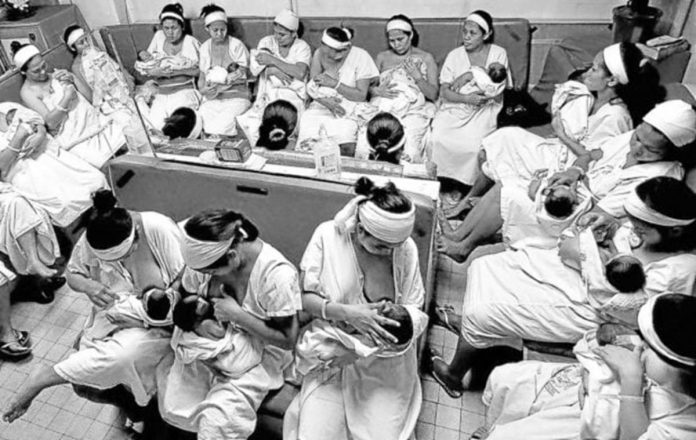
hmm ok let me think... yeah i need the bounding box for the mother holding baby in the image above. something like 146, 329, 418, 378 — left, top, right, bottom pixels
283, 177, 428, 440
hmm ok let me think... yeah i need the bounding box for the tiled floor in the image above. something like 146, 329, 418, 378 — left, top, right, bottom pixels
0, 253, 482, 440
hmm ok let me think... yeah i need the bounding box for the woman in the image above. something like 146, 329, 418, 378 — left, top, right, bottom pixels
256, 99, 298, 150
237, 9, 310, 146
63, 25, 135, 123
475, 293, 696, 440
157, 209, 301, 439
0, 102, 108, 228
14, 43, 127, 168
139, 3, 201, 130
431, 177, 696, 398
369, 14, 438, 162
440, 100, 694, 261
446, 41, 662, 220
2, 190, 185, 423
296, 27, 379, 154
428, 10, 510, 194
197, 4, 251, 137
283, 177, 429, 440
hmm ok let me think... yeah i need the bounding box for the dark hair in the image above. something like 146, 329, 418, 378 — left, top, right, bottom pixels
605, 255, 646, 293
634, 177, 696, 252
488, 64, 507, 84
366, 112, 405, 165
145, 288, 172, 321
62, 25, 82, 55
10, 41, 38, 72
379, 303, 413, 345
386, 14, 419, 47
160, 3, 184, 25
85, 190, 133, 250
162, 107, 197, 139
652, 294, 696, 371
468, 10, 494, 43
200, 3, 225, 18
184, 209, 259, 269
610, 42, 665, 126
172, 296, 209, 332
544, 188, 576, 219
355, 177, 413, 214
257, 100, 298, 150
325, 27, 354, 43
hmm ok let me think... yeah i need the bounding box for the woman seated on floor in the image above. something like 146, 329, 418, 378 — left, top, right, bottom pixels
14, 43, 128, 168
157, 209, 301, 439
474, 293, 696, 440
2, 190, 184, 426
284, 177, 428, 440
430, 176, 696, 398
439, 99, 695, 262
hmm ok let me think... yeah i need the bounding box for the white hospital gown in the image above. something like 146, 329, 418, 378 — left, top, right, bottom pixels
158, 242, 302, 440
237, 36, 311, 146
198, 36, 251, 136
143, 31, 201, 130
429, 44, 510, 184
54, 211, 184, 406
0, 103, 107, 227
283, 221, 428, 440
297, 47, 379, 146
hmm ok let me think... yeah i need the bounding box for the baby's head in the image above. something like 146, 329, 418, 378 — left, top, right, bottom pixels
173, 295, 214, 332
487, 62, 507, 84
377, 301, 414, 346
226, 61, 239, 72
605, 254, 645, 293
142, 286, 174, 322
543, 185, 578, 219
162, 107, 202, 140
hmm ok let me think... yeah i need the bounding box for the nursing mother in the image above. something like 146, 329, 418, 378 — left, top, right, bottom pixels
428, 11, 510, 192
237, 9, 311, 145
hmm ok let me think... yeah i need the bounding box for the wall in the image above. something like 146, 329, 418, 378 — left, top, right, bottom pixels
681, 1, 696, 83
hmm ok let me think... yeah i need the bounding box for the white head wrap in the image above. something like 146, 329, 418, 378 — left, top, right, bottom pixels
160, 10, 184, 24
180, 222, 234, 270
204, 10, 227, 27
333, 195, 415, 244
188, 110, 203, 139
624, 188, 695, 227
466, 13, 491, 36
66, 28, 86, 48
603, 43, 629, 85
13, 45, 40, 69
88, 226, 136, 261
274, 9, 299, 32
638, 295, 696, 368
642, 100, 696, 147
386, 19, 413, 34
322, 29, 352, 50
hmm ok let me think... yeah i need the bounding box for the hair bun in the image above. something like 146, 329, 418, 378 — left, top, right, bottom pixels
10, 41, 23, 55
92, 190, 118, 215
354, 176, 376, 196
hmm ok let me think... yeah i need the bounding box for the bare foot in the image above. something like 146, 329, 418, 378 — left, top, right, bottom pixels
431, 356, 466, 397
26, 260, 57, 278
436, 236, 474, 263
2, 385, 40, 423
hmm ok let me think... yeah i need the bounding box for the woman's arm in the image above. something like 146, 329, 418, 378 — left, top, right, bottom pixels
413, 53, 439, 102
336, 77, 372, 102
552, 113, 591, 157
66, 271, 119, 309
71, 61, 94, 103
308, 49, 323, 79
440, 85, 487, 105
20, 87, 74, 133
258, 50, 308, 81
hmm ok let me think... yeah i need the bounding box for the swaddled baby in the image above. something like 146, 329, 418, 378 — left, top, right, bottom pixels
135, 50, 197, 76
171, 295, 262, 378
249, 47, 307, 101
370, 58, 427, 118
0, 107, 45, 159
440, 62, 506, 121
552, 80, 594, 142
294, 300, 415, 375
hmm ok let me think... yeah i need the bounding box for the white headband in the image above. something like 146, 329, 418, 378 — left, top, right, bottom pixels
188, 111, 203, 139
160, 11, 184, 23
638, 296, 696, 367
89, 226, 136, 261
66, 28, 86, 48
13, 45, 40, 69
466, 13, 490, 36
179, 220, 249, 270
359, 200, 415, 243
643, 100, 696, 147
369, 134, 406, 156
603, 43, 629, 85
386, 19, 413, 34
624, 190, 695, 227
204, 11, 227, 27
274, 9, 299, 32
322, 29, 351, 50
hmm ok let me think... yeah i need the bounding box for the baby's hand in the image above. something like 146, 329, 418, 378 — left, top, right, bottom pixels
138, 50, 154, 62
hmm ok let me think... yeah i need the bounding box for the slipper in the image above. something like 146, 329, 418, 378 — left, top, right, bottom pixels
13, 329, 31, 347
470, 426, 489, 440
433, 304, 460, 334
0, 339, 32, 360
431, 355, 464, 398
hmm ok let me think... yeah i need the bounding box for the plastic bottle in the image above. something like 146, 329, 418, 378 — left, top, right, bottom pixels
314, 125, 341, 178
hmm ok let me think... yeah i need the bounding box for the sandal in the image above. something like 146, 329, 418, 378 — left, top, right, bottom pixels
470, 426, 489, 440
430, 355, 464, 398
0, 339, 32, 360
13, 329, 31, 348
433, 304, 461, 334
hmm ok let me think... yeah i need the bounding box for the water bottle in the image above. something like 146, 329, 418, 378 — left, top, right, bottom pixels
314, 125, 341, 178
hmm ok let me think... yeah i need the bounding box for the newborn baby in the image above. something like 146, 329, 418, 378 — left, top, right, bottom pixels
552, 79, 594, 142
370, 57, 427, 118
440, 62, 507, 122
135, 50, 197, 76
249, 47, 307, 101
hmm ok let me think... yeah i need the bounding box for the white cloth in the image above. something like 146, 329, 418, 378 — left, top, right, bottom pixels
0, 189, 59, 275
642, 99, 696, 147
0, 259, 16, 287
552, 80, 595, 142
159, 242, 302, 439
0, 103, 108, 227
55, 212, 185, 406
238, 36, 311, 145
283, 221, 428, 440
85, 293, 175, 341
297, 46, 379, 146
78, 47, 132, 117
41, 79, 126, 168
429, 44, 510, 184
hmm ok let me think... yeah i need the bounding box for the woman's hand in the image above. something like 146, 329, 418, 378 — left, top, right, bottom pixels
86, 285, 119, 309
547, 167, 583, 188
314, 73, 339, 89
201, 83, 219, 100
267, 67, 292, 85
594, 344, 644, 385
212, 297, 245, 323
372, 82, 399, 99
403, 58, 423, 82
343, 301, 400, 344
23, 129, 46, 157
450, 73, 472, 92
255, 51, 276, 67
225, 70, 245, 85
319, 97, 346, 118
577, 211, 620, 242
53, 69, 75, 84
10, 123, 32, 149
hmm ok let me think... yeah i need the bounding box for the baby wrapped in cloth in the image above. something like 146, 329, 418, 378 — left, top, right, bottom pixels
135, 51, 197, 76
249, 48, 307, 104
552, 80, 595, 142
439, 63, 507, 124
370, 58, 427, 118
